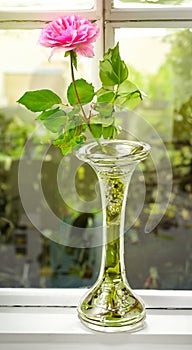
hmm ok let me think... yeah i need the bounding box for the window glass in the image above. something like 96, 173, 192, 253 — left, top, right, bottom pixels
115, 27, 192, 290
0, 0, 94, 9
113, 0, 192, 8
1, 25, 192, 291
0, 29, 101, 288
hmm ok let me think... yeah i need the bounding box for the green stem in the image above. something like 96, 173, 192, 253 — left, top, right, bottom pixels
69, 51, 106, 153
70, 52, 88, 125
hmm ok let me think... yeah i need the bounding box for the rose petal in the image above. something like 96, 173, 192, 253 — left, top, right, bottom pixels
39, 15, 100, 58
75, 44, 95, 58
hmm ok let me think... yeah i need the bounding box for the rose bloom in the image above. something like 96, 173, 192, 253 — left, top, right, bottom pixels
39, 15, 100, 58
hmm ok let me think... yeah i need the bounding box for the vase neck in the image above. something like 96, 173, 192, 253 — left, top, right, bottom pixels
98, 169, 135, 281
76, 140, 150, 281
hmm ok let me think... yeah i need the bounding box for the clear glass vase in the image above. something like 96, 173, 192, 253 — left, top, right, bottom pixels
76, 139, 150, 332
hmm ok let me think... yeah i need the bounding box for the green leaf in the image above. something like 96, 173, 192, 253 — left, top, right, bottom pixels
17, 89, 62, 112
96, 88, 115, 103
90, 114, 114, 126
99, 43, 128, 87
64, 51, 70, 57
94, 102, 114, 117
67, 79, 95, 106
53, 109, 87, 154
115, 80, 142, 110
53, 128, 86, 155
67, 112, 86, 131
37, 107, 60, 120
37, 108, 66, 133
68, 106, 81, 116
102, 125, 117, 139
118, 80, 141, 95
115, 91, 142, 110
70, 51, 78, 70
100, 60, 117, 86
89, 124, 102, 138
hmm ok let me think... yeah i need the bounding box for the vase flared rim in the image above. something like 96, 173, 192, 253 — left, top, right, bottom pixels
76, 139, 151, 165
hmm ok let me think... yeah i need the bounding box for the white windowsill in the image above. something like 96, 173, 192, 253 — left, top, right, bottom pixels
0, 289, 192, 349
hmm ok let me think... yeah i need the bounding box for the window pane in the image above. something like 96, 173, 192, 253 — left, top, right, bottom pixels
115, 27, 192, 290
0, 0, 94, 9
113, 0, 192, 8
0, 30, 101, 288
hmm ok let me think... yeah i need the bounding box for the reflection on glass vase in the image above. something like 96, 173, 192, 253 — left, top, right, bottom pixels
76, 139, 151, 332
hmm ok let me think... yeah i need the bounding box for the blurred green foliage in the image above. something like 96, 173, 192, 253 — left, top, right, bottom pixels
136, 29, 192, 235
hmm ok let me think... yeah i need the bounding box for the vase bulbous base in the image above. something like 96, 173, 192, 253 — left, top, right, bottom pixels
78, 277, 146, 333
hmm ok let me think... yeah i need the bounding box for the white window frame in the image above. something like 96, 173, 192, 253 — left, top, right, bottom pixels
0, 289, 192, 350
0, 1, 103, 28
104, 0, 192, 47
0, 0, 192, 315
0, 288, 192, 308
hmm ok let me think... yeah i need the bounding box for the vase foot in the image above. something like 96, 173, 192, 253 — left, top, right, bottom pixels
77, 280, 146, 332
78, 314, 146, 333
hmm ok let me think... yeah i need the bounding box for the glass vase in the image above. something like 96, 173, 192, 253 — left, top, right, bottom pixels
76, 139, 150, 332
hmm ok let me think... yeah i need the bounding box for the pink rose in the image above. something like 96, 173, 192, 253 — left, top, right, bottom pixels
39, 15, 100, 58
